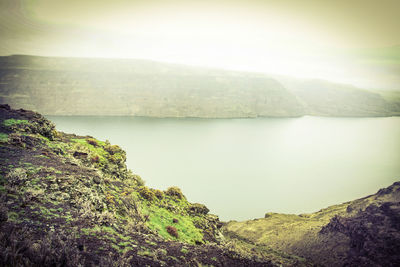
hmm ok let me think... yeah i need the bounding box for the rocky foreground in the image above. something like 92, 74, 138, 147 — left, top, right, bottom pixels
223, 182, 400, 266
0, 104, 399, 266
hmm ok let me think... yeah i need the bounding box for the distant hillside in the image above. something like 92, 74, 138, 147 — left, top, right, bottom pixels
278, 78, 400, 116
0, 55, 304, 118
0, 55, 399, 117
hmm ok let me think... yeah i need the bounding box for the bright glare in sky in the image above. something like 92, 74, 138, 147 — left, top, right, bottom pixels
1, 0, 399, 89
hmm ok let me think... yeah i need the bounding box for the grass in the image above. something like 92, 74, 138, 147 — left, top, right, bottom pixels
143, 202, 204, 244
0, 133, 8, 142
2, 119, 29, 127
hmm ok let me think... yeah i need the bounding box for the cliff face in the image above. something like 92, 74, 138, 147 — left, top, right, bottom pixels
223, 181, 400, 266
0, 55, 305, 118
0, 104, 308, 266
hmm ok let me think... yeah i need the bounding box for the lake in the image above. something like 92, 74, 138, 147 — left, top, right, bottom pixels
47, 115, 400, 221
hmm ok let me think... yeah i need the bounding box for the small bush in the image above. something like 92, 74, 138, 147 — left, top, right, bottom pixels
153, 189, 164, 199
86, 138, 98, 147
165, 186, 184, 199
138, 186, 155, 201
130, 173, 145, 186
104, 144, 121, 155
172, 218, 179, 224
166, 226, 178, 238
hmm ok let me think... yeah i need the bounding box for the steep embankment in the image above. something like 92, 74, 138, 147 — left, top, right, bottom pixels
223, 182, 400, 266
0, 55, 304, 118
0, 104, 307, 266
277, 78, 400, 117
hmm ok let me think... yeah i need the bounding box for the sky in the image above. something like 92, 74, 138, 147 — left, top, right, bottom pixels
0, 0, 399, 88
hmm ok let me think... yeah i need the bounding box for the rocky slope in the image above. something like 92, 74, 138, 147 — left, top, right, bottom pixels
280, 78, 399, 117
0, 104, 307, 266
1, 55, 399, 118
223, 181, 400, 266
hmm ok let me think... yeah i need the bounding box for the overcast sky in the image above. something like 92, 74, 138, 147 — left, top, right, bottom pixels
0, 0, 399, 87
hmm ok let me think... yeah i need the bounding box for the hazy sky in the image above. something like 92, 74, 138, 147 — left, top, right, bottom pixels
0, 0, 399, 86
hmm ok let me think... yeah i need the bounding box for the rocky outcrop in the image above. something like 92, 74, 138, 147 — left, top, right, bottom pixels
223, 181, 400, 266
320, 182, 400, 266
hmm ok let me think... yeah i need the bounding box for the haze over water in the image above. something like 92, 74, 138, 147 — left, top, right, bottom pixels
48, 115, 400, 221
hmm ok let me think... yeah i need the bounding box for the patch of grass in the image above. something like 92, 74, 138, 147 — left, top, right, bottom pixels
3, 119, 29, 127
137, 250, 154, 257
0, 133, 8, 142
143, 203, 203, 244
34, 155, 50, 159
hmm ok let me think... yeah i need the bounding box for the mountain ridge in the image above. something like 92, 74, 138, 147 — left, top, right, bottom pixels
1, 54, 399, 118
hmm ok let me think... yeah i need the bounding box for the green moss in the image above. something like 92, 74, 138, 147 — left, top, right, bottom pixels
0, 133, 8, 142
137, 250, 154, 257
143, 203, 203, 244
111, 244, 121, 252
3, 119, 29, 127
7, 211, 19, 221
118, 241, 131, 247
34, 155, 50, 159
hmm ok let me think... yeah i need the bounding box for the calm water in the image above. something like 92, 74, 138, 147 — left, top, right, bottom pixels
47, 116, 400, 221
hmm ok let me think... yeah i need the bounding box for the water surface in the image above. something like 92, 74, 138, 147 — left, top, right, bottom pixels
47, 115, 400, 221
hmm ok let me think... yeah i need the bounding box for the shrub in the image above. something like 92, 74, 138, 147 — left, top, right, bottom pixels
172, 218, 179, 224
104, 144, 121, 155
153, 189, 164, 199
165, 186, 184, 199
138, 186, 155, 201
166, 226, 178, 238
129, 172, 145, 186
188, 203, 209, 215
86, 138, 98, 147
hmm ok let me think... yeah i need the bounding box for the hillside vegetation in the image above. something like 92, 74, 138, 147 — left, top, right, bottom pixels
1, 55, 399, 118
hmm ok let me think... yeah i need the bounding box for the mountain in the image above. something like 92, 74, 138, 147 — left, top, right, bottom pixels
0, 55, 304, 118
223, 181, 400, 266
1, 54, 399, 118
